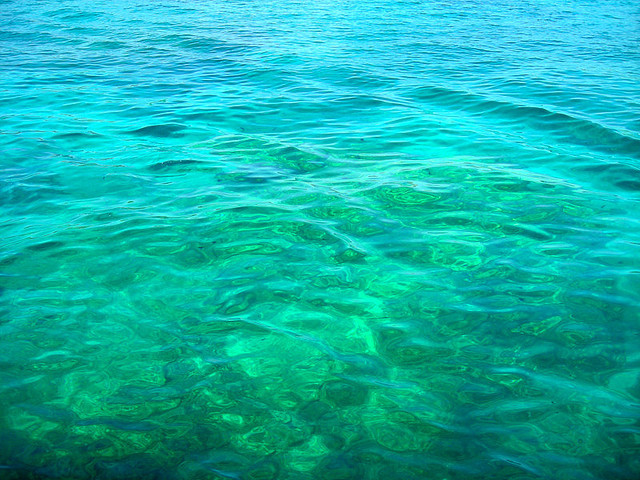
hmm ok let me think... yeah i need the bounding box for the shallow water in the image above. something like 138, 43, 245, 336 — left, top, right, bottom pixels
1, 0, 640, 478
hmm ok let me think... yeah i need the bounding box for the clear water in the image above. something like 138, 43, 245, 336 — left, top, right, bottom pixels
1, 0, 640, 478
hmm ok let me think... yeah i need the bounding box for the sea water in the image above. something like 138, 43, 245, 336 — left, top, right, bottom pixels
1, 0, 639, 478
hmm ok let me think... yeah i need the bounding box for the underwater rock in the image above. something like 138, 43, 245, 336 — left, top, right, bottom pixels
321, 380, 369, 408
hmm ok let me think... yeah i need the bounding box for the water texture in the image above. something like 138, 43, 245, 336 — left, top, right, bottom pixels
1, 0, 640, 478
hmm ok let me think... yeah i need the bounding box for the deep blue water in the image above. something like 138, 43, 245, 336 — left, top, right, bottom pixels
1, 0, 640, 479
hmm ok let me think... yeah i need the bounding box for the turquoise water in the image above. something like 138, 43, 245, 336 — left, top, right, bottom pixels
1, 0, 640, 478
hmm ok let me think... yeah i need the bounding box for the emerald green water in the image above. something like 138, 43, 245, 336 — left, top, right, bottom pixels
1, 0, 640, 478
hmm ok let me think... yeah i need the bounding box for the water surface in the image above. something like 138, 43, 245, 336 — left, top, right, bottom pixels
1, 0, 640, 479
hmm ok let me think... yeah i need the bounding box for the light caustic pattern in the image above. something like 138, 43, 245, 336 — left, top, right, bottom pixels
0, 0, 639, 479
